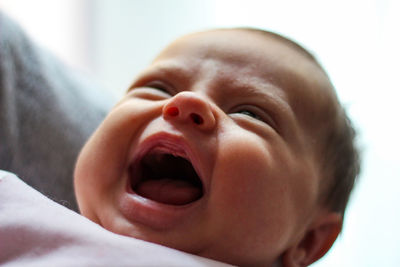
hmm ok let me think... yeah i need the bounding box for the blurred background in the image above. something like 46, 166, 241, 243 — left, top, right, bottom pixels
1, 0, 399, 266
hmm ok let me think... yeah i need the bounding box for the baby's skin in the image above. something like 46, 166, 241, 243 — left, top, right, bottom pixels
74, 29, 342, 266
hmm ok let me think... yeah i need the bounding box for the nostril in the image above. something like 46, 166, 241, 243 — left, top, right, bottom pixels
190, 113, 204, 125
166, 107, 179, 116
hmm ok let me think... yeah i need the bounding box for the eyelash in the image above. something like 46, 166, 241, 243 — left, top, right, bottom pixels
235, 109, 262, 120
144, 81, 173, 95
231, 106, 276, 129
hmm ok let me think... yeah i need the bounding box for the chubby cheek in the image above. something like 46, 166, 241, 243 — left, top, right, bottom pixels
74, 117, 131, 218
74, 100, 162, 217
208, 132, 297, 258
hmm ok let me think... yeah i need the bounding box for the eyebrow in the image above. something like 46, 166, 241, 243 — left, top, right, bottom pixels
230, 78, 294, 130
229, 74, 290, 111
131, 63, 194, 89
144, 63, 289, 111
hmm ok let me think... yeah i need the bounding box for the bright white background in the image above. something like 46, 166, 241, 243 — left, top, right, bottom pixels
1, 1, 399, 266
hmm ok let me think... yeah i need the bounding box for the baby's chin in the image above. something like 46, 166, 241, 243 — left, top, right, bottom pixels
106, 219, 277, 267
88, 199, 206, 251
104, 214, 213, 258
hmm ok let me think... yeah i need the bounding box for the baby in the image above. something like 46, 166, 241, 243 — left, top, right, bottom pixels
74, 28, 359, 266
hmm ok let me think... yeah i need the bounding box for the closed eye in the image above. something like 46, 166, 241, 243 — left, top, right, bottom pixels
236, 109, 262, 121
127, 80, 174, 100
144, 80, 173, 95
230, 105, 278, 130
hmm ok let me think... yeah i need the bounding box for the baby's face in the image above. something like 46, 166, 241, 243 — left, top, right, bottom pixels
75, 30, 334, 266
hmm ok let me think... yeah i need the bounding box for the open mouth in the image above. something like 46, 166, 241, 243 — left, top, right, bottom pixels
130, 147, 204, 206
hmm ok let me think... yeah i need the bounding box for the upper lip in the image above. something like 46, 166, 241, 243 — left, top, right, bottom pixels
128, 132, 207, 195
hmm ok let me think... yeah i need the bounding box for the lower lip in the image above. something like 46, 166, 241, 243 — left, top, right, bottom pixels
118, 184, 202, 230
118, 132, 205, 230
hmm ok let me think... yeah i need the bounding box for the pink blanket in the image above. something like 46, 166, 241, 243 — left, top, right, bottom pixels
0, 170, 231, 266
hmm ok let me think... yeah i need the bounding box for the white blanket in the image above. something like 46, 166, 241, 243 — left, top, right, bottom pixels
0, 170, 232, 266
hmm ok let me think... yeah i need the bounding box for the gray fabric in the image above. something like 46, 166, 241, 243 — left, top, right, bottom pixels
0, 11, 115, 211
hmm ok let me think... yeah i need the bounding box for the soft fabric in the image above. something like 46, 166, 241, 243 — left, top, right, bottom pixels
0, 11, 115, 211
0, 170, 231, 266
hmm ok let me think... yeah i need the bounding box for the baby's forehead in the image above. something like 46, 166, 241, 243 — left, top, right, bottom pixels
156, 29, 328, 89
154, 29, 336, 123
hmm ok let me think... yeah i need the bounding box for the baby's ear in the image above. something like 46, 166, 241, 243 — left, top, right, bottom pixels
282, 211, 342, 267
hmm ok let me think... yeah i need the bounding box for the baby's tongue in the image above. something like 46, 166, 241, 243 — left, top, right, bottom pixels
135, 178, 202, 205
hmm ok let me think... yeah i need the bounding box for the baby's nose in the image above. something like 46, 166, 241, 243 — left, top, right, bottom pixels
162, 92, 216, 132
